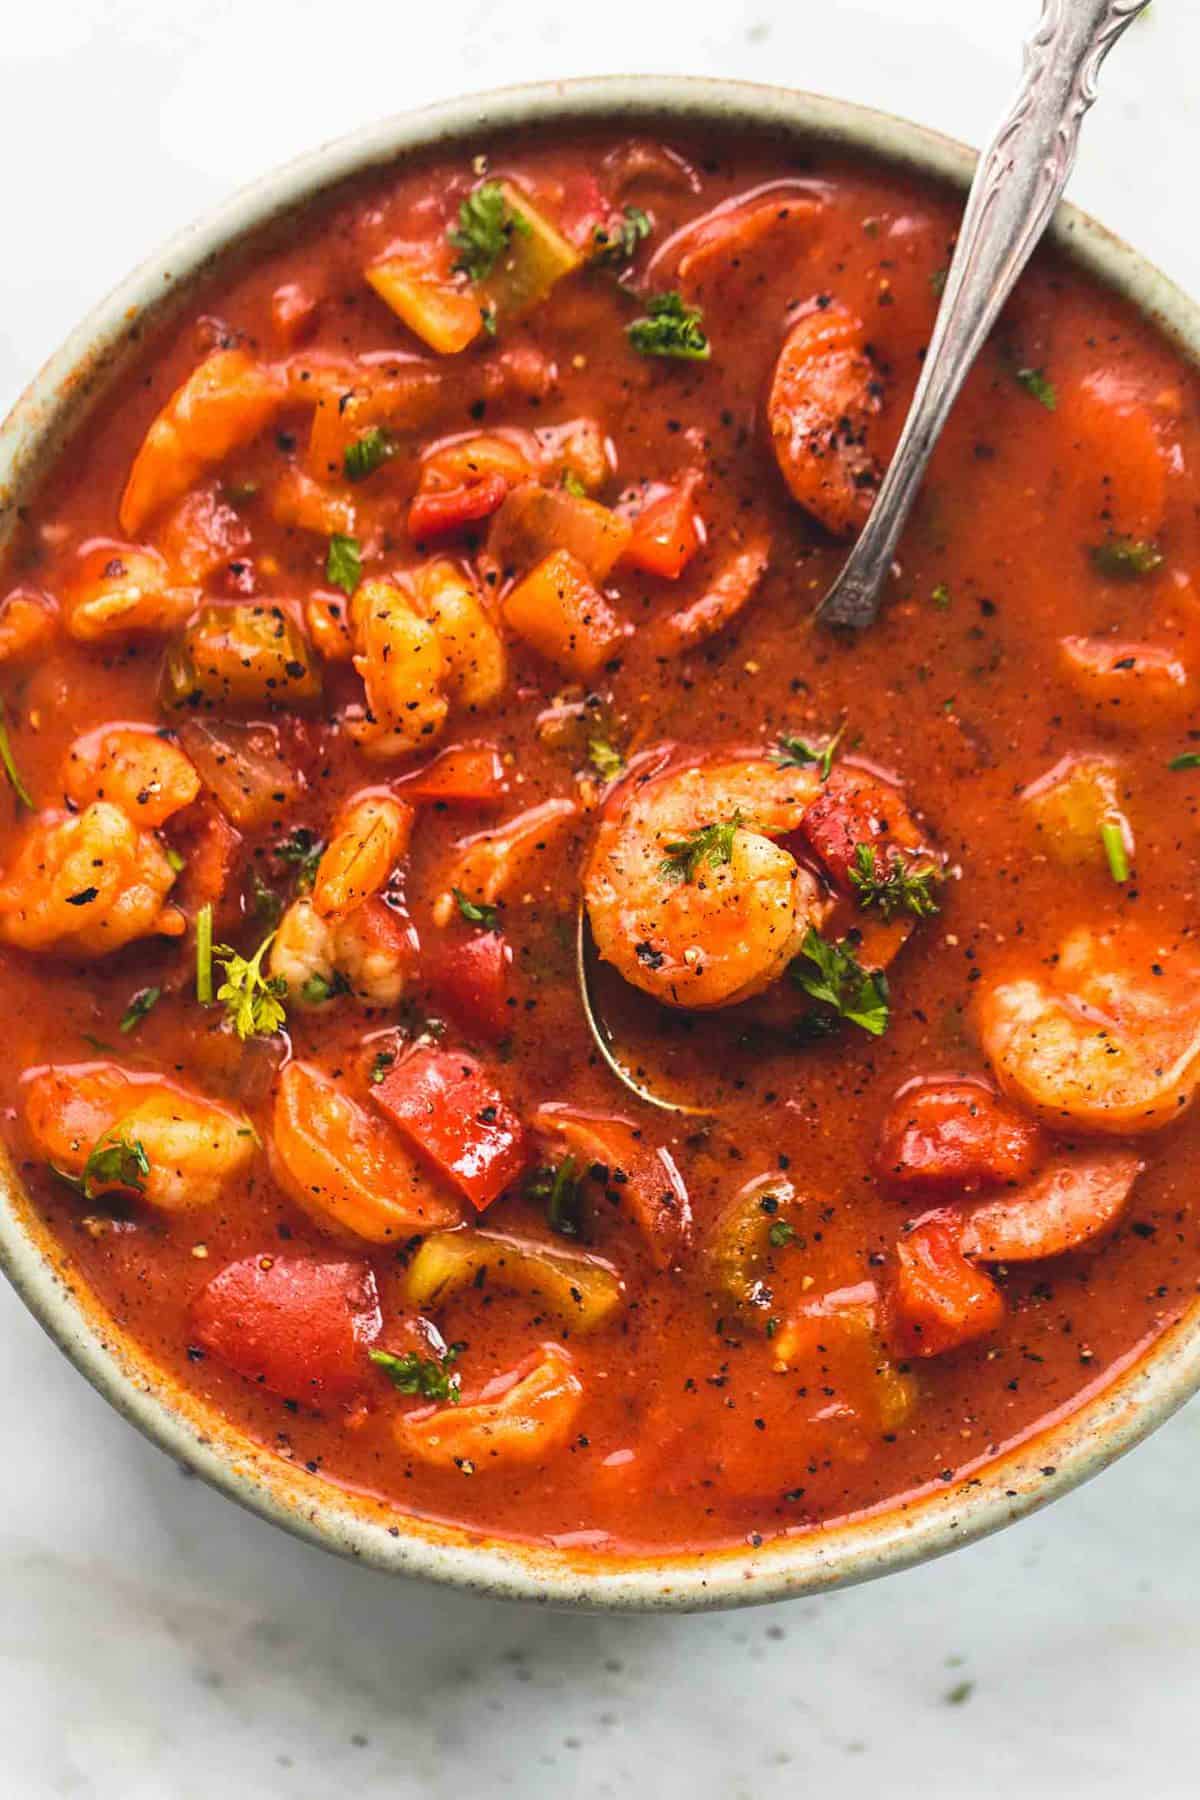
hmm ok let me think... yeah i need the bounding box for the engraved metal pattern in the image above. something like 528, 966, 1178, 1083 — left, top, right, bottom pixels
818, 0, 1151, 630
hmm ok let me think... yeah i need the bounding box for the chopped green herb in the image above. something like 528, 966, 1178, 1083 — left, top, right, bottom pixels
1014, 365, 1056, 410
931, 581, 952, 611
1169, 751, 1200, 770
370, 1344, 464, 1405
1090, 536, 1164, 579
772, 723, 845, 782
448, 181, 530, 283
627, 291, 710, 361
768, 1220, 796, 1249
343, 427, 397, 483
592, 205, 652, 267
195, 902, 214, 1005
274, 827, 325, 893
81, 1135, 150, 1201
249, 872, 284, 927
119, 986, 161, 1035
164, 845, 186, 874
560, 469, 588, 499
325, 533, 361, 597
79, 1033, 119, 1056
453, 887, 499, 930
527, 1156, 584, 1239
849, 844, 943, 921
658, 812, 743, 885
791, 927, 890, 1037
945, 1681, 974, 1707
213, 933, 288, 1039
1100, 819, 1131, 884
299, 969, 350, 1006
929, 266, 948, 297
480, 304, 498, 337
0, 700, 33, 809
368, 1049, 397, 1086
586, 736, 624, 781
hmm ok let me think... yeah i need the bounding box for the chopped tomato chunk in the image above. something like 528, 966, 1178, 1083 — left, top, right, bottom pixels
621, 476, 704, 580
889, 1219, 1004, 1357
876, 1078, 1046, 1195
190, 1255, 382, 1403
393, 742, 509, 806
372, 1045, 529, 1211
428, 930, 512, 1041
409, 473, 511, 542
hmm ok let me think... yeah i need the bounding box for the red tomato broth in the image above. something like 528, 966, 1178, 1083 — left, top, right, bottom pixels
2, 123, 1200, 1556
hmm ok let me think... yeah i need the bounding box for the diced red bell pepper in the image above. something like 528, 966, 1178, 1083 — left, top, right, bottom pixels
393, 742, 509, 805
888, 1219, 1004, 1358
875, 1079, 1046, 1196
408, 473, 510, 542
190, 1255, 382, 1403
622, 478, 703, 580
428, 930, 512, 1041
372, 1045, 529, 1211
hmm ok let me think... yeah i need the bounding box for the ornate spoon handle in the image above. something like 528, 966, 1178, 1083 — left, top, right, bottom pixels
818, 0, 1151, 629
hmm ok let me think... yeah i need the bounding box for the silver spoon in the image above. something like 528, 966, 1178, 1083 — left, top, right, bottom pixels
580, 0, 1150, 1111
820, 0, 1151, 629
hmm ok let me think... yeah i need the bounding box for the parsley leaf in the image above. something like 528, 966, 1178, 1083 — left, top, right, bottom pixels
325, 533, 361, 597
587, 736, 625, 781
592, 205, 652, 267
300, 969, 349, 1006
453, 887, 499, 930
658, 812, 743, 885
213, 933, 288, 1040
0, 699, 33, 809
1014, 366, 1056, 410
119, 986, 161, 1034
81, 1135, 150, 1201
370, 1345, 464, 1405
344, 427, 397, 483
931, 581, 952, 611
560, 469, 588, 499
849, 844, 943, 920
768, 1219, 797, 1249
527, 1156, 585, 1239
447, 181, 530, 283
1170, 751, 1200, 770
791, 927, 890, 1037
771, 724, 844, 782
274, 827, 325, 893
627, 291, 710, 361
368, 1049, 396, 1086
1090, 536, 1163, 579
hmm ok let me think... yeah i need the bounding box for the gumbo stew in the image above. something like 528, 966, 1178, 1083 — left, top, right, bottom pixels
2, 123, 1199, 1556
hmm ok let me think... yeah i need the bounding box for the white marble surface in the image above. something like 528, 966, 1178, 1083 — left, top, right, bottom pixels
2, 2, 1199, 1794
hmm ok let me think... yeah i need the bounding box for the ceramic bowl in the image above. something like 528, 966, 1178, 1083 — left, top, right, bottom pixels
2, 76, 1197, 1611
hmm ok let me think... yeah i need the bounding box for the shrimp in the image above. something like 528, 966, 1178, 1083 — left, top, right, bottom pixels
63, 541, 199, 643
269, 895, 412, 1008
119, 349, 285, 535
0, 803, 184, 956
311, 792, 413, 921
416, 559, 507, 712
349, 577, 449, 759
269, 1060, 461, 1242
584, 754, 828, 1008
977, 925, 1200, 1134
23, 1063, 255, 1211
61, 725, 200, 829
767, 303, 883, 536
268, 899, 336, 1006
432, 796, 579, 927
0, 586, 57, 664
392, 1345, 583, 1472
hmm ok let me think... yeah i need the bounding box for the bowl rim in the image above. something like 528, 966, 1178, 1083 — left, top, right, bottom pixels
3, 73, 1200, 1613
